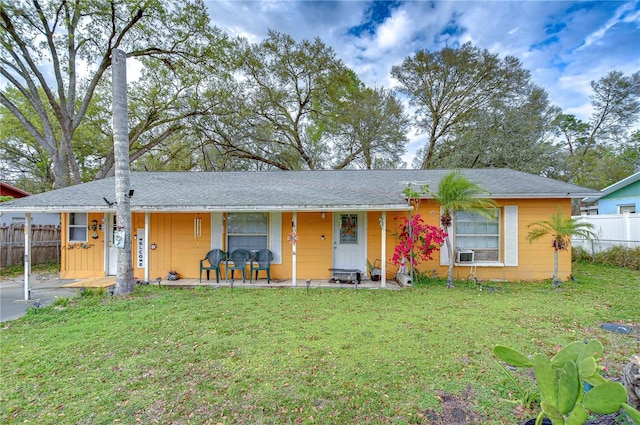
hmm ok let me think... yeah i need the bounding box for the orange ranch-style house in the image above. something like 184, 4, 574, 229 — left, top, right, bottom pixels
0, 169, 599, 286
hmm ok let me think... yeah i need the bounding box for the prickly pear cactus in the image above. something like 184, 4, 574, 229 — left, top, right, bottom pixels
494, 340, 640, 425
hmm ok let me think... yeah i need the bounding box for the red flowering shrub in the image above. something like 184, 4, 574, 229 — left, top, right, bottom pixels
391, 214, 447, 267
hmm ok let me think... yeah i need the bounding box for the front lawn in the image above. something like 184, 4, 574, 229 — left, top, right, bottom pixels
1, 262, 639, 424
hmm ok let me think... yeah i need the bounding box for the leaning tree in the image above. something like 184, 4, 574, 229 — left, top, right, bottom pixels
1, 0, 228, 188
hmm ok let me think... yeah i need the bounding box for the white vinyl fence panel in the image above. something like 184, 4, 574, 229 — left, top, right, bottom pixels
572, 213, 640, 253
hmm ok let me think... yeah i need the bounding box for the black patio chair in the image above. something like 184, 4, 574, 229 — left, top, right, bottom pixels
200, 249, 227, 283
250, 249, 273, 283
225, 249, 251, 283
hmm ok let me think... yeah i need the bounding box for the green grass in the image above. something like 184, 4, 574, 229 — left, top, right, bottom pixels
1, 261, 639, 424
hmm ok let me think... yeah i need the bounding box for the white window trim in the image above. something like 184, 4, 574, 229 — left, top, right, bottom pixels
440, 206, 519, 267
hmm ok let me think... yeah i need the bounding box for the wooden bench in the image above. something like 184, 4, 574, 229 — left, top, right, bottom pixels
328, 268, 362, 284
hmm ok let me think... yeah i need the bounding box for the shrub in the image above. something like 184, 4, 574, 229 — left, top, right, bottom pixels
572, 245, 640, 270
411, 268, 441, 286
390, 214, 446, 267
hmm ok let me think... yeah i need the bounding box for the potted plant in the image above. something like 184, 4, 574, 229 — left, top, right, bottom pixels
366, 259, 382, 281
494, 340, 640, 425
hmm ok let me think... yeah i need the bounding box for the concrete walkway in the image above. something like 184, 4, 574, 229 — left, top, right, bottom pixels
0, 274, 79, 323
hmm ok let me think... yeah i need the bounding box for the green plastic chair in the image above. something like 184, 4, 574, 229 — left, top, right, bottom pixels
225, 249, 251, 282
199, 249, 226, 283
250, 249, 273, 283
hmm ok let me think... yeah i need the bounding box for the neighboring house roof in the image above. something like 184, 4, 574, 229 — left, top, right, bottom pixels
0, 182, 31, 198
582, 171, 640, 203
0, 169, 600, 213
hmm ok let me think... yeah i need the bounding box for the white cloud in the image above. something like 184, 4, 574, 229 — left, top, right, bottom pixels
581, 1, 638, 49
374, 9, 411, 50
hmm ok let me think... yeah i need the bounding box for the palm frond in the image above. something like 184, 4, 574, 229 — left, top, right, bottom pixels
527, 207, 597, 244
430, 171, 497, 217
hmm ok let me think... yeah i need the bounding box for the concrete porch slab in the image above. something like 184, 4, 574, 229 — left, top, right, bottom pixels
61, 277, 401, 290
62, 277, 116, 288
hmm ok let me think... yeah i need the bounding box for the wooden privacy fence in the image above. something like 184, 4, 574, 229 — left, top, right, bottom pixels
572, 213, 640, 253
0, 224, 61, 268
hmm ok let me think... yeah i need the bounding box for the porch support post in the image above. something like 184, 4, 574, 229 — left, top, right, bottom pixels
103, 213, 108, 276
23, 213, 32, 300
144, 212, 150, 283
381, 211, 386, 288
292, 212, 297, 287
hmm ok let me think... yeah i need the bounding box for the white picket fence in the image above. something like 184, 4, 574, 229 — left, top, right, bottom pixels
572, 213, 640, 253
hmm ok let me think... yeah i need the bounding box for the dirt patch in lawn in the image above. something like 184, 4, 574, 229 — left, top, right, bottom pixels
423, 386, 482, 424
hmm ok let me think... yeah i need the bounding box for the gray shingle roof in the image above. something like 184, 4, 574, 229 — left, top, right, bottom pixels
0, 169, 600, 213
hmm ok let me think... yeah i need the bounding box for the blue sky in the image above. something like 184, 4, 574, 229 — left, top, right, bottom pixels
205, 0, 639, 118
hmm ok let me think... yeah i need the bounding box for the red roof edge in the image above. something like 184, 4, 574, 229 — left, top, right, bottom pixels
0, 182, 31, 198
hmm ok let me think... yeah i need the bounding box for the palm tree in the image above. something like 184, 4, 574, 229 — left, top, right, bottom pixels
527, 207, 596, 288
429, 171, 497, 288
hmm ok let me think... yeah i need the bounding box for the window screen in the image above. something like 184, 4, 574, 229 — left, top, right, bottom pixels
227, 212, 268, 253
454, 210, 499, 262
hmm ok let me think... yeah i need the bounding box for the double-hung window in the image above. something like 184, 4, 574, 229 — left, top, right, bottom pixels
454, 210, 500, 262
68, 213, 88, 242
226, 212, 268, 253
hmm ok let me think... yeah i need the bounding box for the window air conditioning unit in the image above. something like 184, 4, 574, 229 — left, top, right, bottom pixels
457, 250, 474, 263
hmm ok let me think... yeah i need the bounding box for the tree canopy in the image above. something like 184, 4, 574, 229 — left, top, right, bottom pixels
194, 31, 409, 171
551, 71, 640, 189
1, 0, 230, 188
1, 1, 637, 191
391, 42, 533, 170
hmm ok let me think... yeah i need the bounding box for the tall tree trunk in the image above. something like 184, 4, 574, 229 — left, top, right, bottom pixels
445, 236, 455, 288
51, 151, 72, 189
553, 249, 560, 288
112, 48, 135, 296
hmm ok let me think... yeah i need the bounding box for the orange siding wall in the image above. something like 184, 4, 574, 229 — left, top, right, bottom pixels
137, 213, 212, 280
390, 199, 573, 282
509, 199, 573, 281
144, 213, 172, 281
59, 200, 574, 283
366, 211, 383, 273
60, 213, 106, 278
366, 211, 405, 279
294, 212, 333, 279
